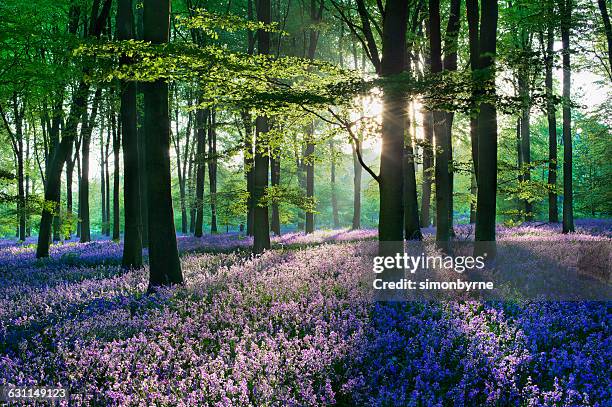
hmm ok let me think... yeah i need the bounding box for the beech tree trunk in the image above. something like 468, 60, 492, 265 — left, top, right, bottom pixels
79, 88, 102, 243
474, 0, 498, 244
194, 105, 206, 237
143, 0, 183, 289
118, 0, 142, 268
270, 147, 281, 235
378, 0, 409, 247
112, 103, 121, 240
545, 22, 559, 223
243, 111, 255, 236
253, 0, 271, 253
330, 140, 340, 229
351, 136, 362, 230
208, 109, 218, 233
561, 0, 574, 233
404, 111, 421, 240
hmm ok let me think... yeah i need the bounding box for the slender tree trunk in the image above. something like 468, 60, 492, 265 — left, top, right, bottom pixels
351, 134, 362, 230
304, 124, 315, 234
518, 66, 532, 220
143, 0, 183, 288
545, 24, 559, 223
105, 116, 111, 236
242, 111, 255, 236
79, 88, 102, 243
253, 0, 272, 253
404, 111, 421, 240
100, 120, 107, 236
194, 106, 206, 237
330, 140, 340, 229
474, 0, 498, 245
112, 109, 121, 240
208, 109, 218, 233
421, 108, 433, 227
561, 0, 574, 233
270, 147, 281, 235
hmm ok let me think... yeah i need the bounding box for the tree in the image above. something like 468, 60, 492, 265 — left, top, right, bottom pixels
118, 0, 143, 268
378, 0, 410, 247
560, 0, 574, 233
79, 88, 102, 243
253, 0, 272, 253
143, 0, 183, 288
542, 5, 559, 223
474, 0, 499, 244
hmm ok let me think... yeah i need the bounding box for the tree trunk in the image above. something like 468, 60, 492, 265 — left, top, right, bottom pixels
404, 111, 421, 240
79, 88, 102, 243
117, 0, 142, 267
112, 107, 121, 240
194, 105, 206, 237
545, 23, 559, 223
330, 140, 340, 229
243, 111, 255, 236
474, 0, 498, 245
467, 0, 480, 224
304, 125, 315, 234
143, 0, 183, 289
518, 63, 532, 220
421, 108, 433, 227
105, 115, 111, 236
100, 124, 107, 236
253, 0, 272, 253
208, 109, 218, 233
429, 0, 450, 243
378, 0, 409, 247
351, 135, 362, 230
270, 148, 281, 235
137, 89, 148, 247
561, 0, 574, 233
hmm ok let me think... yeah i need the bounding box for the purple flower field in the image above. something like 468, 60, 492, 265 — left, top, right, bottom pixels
1, 221, 611, 406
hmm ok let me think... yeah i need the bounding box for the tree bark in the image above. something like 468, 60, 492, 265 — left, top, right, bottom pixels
474, 0, 498, 245
194, 105, 206, 237
304, 125, 315, 234
143, 0, 183, 288
270, 147, 281, 235
253, 0, 271, 253
561, 0, 574, 233
330, 139, 340, 229
351, 134, 362, 230
421, 108, 433, 227
242, 110, 255, 236
378, 0, 409, 247
79, 88, 102, 243
208, 109, 218, 233
544, 23, 559, 223
112, 104, 121, 240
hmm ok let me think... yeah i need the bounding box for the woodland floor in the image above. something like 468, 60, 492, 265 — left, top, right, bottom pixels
0, 220, 611, 406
